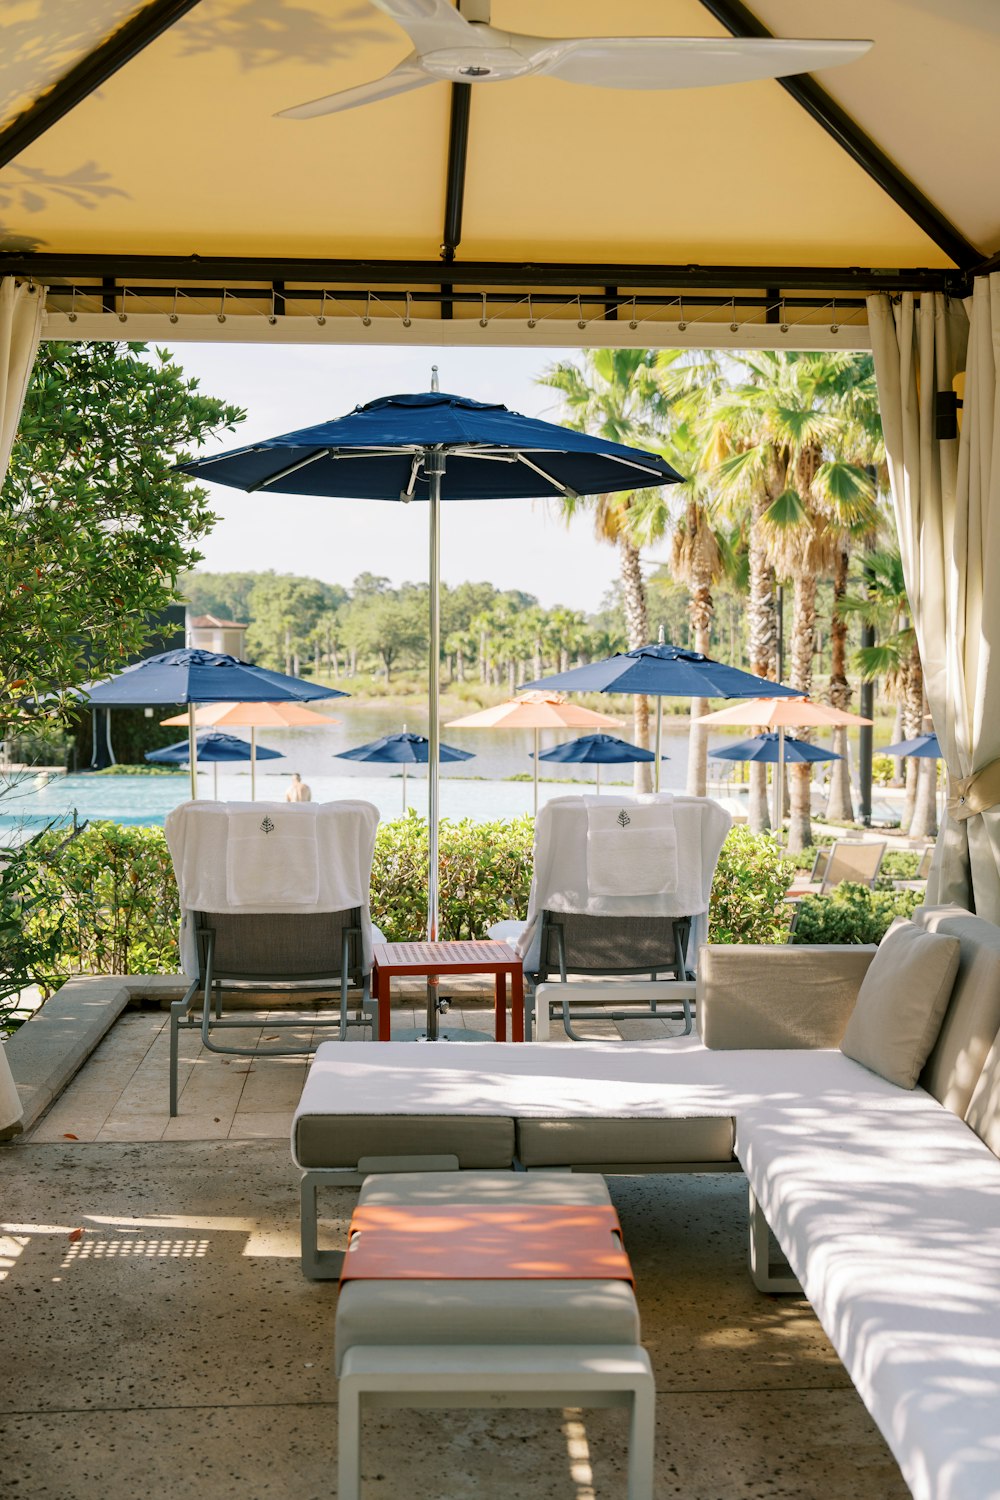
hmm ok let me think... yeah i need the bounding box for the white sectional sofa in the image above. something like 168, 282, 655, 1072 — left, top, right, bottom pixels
292, 906, 1000, 1500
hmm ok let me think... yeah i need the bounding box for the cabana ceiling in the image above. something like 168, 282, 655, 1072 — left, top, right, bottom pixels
2, 0, 998, 344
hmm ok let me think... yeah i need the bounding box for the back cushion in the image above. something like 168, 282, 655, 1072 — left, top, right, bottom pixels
914, 906, 1000, 1116
965, 1030, 1000, 1158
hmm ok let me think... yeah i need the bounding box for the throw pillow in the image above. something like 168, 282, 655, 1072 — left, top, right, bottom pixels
840, 917, 961, 1088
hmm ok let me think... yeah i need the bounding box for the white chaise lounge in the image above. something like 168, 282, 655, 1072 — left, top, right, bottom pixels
293, 906, 1000, 1500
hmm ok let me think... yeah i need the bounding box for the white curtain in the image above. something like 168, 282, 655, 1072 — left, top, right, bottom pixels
0, 276, 45, 484
868, 278, 1000, 920
0, 276, 44, 1130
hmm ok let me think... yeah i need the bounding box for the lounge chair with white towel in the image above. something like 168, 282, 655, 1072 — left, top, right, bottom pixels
165, 798, 381, 1114
490, 793, 731, 1039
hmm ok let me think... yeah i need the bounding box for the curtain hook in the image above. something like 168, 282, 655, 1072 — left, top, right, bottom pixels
169, 287, 179, 324
403, 291, 412, 328
780, 298, 788, 334
527, 294, 535, 329
118, 284, 128, 323
729, 297, 739, 334
362, 291, 372, 328
830, 300, 840, 334
68, 286, 77, 323
677, 298, 687, 332
629, 297, 638, 331
480, 292, 488, 328
317, 290, 326, 327
577, 295, 586, 330
217, 289, 227, 324
268, 289, 278, 326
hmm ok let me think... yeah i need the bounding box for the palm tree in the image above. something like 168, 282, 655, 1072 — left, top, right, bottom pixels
703, 352, 879, 842
538, 350, 668, 790
844, 546, 935, 836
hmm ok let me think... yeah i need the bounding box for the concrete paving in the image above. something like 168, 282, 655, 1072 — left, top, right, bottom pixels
1, 994, 908, 1498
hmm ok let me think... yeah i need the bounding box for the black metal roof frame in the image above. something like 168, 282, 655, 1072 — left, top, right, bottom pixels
0, 0, 992, 299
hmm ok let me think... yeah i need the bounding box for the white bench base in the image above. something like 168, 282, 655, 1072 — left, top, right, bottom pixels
338, 1344, 655, 1500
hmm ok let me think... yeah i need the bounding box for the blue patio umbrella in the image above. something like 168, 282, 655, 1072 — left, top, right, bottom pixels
880, 732, 941, 759
711, 731, 842, 764
179, 385, 682, 955
146, 730, 284, 799
83, 649, 346, 799
523, 643, 800, 792
534, 731, 658, 793
882, 731, 943, 829
336, 731, 474, 813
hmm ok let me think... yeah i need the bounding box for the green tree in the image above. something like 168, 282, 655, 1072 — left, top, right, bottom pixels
178, 570, 261, 624
244, 573, 344, 673
1, 341, 244, 733
342, 586, 427, 683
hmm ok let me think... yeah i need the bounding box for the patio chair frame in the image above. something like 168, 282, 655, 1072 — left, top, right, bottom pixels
531, 910, 694, 1040
168, 907, 375, 1116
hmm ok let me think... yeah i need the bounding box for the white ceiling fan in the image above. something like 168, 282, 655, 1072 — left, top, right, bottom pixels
277, 0, 872, 119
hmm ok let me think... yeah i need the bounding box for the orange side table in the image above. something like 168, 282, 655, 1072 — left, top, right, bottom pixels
371, 939, 524, 1042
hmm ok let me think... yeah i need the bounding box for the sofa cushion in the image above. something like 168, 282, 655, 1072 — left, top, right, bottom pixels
964, 1031, 1000, 1158
698, 943, 877, 1049
294, 1114, 514, 1170
840, 918, 961, 1088
516, 1115, 735, 1167
912, 905, 1000, 1116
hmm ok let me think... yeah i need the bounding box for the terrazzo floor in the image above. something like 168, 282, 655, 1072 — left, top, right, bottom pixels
1, 991, 908, 1499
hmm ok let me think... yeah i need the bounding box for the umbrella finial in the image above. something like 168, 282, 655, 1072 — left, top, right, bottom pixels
658, 623, 665, 645
430, 364, 439, 392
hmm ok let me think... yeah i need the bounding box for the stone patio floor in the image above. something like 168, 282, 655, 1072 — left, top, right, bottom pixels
1, 988, 908, 1498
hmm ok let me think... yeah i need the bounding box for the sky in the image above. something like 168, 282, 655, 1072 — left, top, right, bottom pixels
165, 342, 661, 612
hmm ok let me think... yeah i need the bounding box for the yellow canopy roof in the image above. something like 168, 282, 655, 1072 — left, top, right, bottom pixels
2, 0, 997, 346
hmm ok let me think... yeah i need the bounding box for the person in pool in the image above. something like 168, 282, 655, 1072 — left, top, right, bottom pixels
285, 771, 312, 803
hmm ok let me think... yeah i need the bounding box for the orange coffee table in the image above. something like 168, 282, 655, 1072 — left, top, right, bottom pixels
371, 940, 524, 1042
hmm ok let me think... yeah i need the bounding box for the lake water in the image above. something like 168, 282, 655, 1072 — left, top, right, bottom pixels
0, 704, 776, 837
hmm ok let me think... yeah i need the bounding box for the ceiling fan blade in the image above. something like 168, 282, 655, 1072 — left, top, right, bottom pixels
276, 59, 435, 119
527, 35, 873, 91
370, 0, 475, 51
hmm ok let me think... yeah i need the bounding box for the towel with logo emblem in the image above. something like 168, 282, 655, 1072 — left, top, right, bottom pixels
585, 794, 678, 896
223, 806, 320, 907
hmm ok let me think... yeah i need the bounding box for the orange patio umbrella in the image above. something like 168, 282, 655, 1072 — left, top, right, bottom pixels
446, 692, 622, 813
161, 700, 340, 799
696, 697, 872, 834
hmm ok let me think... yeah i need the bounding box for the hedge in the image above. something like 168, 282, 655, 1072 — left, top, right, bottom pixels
790, 882, 923, 945
1, 819, 874, 1012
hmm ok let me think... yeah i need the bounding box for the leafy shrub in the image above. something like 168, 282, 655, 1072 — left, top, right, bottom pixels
0, 829, 74, 1030
370, 812, 534, 942
8, 815, 811, 1010
872, 753, 898, 786
877, 849, 922, 885
791, 882, 923, 945
27, 823, 181, 983
709, 826, 796, 945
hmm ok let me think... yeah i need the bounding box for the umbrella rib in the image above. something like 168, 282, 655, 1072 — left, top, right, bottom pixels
515, 452, 578, 497
248, 448, 332, 493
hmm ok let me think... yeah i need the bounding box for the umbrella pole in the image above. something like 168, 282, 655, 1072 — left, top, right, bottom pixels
213, 762, 218, 800
251, 726, 257, 802
774, 727, 785, 842
596, 764, 601, 795
425, 450, 445, 1038
654, 698, 663, 793
403, 763, 407, 815
188, 703, 197, 801
534, 728, 539, 816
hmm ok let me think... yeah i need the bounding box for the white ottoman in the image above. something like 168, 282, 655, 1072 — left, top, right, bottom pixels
335, 1171, 655, 1500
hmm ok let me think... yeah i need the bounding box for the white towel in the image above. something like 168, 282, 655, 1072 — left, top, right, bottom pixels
585, 794, 678, 896
224, 808, 320, 907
